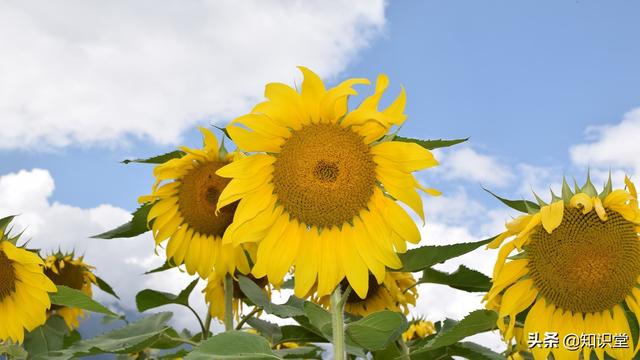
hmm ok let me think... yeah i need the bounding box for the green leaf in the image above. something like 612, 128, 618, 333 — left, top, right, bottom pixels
54, 312, 173, 358
95, 275, 120, 299
50, 285, 118, 317
346, 310, 407, 351
23, 316, 69, 359
277, 325, 326, 346
92, 203, 152, 239
145, 259, 177, 274
448, 342, 506, 360
484, 187, 540, 213
238, 275, 305, 318
247, 318, 282, 344
185, 331, 279, 360
122, 150, 185, 164
399, 238, 493, 272
274, 346, 324, 359
415, 310, 498, 353
417, 265, 492, 292
136, 278, 199, 312
561, 177, 574, 203
394, 136, 469, 150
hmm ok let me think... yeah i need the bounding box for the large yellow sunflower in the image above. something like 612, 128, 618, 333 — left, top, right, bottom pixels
0, 218, 57, 343
486, 175, 640, 360
216, 67, 439, 299
313, 271, 418, 317
139, 127, 248, 278
43, 253, 97, 329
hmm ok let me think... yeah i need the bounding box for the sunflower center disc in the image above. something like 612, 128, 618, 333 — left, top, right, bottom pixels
0, 251, 16, 300
45, 261, 86, 310
527, 208, 640, 313
178, 161, 237, 236
272, 124, 376, 228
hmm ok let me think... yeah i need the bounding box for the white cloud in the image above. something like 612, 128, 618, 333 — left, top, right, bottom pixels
0, 168, 203, 330
433, 147, 514, 187
0, 0, 386, 150
570, 107, 640, 177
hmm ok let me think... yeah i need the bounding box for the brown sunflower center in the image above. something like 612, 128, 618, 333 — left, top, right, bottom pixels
45, 261, 86, 310
527, 207, 640, 313
178, 161, 238, 236
272, 124, 376, 228
0, 250, 16, 301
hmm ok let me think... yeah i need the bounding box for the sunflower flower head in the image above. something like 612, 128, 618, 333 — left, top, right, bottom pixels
486, 174, 640, 360
313, 271, 418, 317
402, 319, 436, 342
139, 127, 250, 278
217, 67, 439, 299
0, 216, 56, 343
43, 251, 97, 330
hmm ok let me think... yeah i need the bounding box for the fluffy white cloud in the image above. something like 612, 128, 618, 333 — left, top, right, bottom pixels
570, 107, 640, 177
0, 168, 204, 331
0, 0, 385, 149
433, 147, 514, 187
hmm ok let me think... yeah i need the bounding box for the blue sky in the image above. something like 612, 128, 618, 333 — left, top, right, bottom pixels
1, 0, 639, 350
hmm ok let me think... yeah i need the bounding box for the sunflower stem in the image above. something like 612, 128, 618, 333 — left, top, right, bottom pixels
331, 286, 347, 360
223, 273, 234, 331
202, 314, 212, 340
398, 338, 410, 359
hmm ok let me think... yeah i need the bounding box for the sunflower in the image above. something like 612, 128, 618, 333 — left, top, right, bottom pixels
216, 67, 439, 299
485, 175, 640, 360
139, 127, 248, 278
402, 320, 436, 342
0, 216, 57, 343
43, 252, 97, 329
313, 271, 418, 317
203, 244, 267, 322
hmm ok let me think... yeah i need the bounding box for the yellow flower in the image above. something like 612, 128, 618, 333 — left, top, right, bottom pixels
216, 67, 438, 299
486, 175, 640, 360
0, 221, 56, 343
314, 271, 418, 317
402, 320, 436, 342
43, 253, 97, 330
139, 127, 250, 278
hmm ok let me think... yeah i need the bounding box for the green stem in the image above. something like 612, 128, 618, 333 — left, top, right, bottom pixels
187, 305, 207, 337
398, 337, 411, 359
223, 273, 234, 331
235, 307, 262, 330
331, 286, 347, 360
202, 314, 212, 340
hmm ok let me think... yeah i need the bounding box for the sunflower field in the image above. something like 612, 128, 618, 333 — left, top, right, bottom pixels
1, 67, 640, 360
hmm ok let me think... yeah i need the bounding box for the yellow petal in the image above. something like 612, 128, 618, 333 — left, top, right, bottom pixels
594, 197, 608, 221
540, 200, 564, 234
569, 193, 593, 214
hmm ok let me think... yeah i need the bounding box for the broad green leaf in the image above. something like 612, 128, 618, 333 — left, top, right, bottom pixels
483, 187, 540, 213
274, 345, 324, 359
371, 341, 403, 360
238, 275, 305, 318
50, 285, 118, 317
448, 342, 505, 360
399, 238, 493, 272
185, 331, 279, 360
136, 278, 199, 312
52, 312, 173, 358
417, 265, 491, 292
122, 150, 185, 164
95, 275, 120, 299
145, 259, 177, 274
394, 136, 469, 150
277, 325, 326, 346
247, 318, 282, 344
23, 316, 69, 359
416, 310, 498, 352
302, 301, 333, 337
92, 203, 152, 239
346, 310, 407, 351
159, 349, 190, 360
